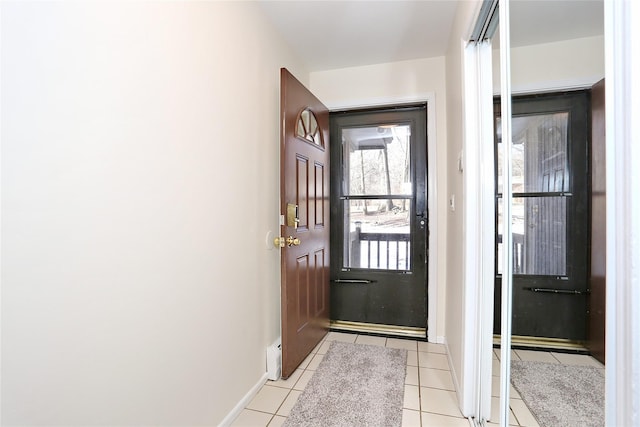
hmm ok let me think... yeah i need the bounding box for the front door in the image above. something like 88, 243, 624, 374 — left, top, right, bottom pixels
329, 106, 428, 334
494, 91, 590, 343
279, 69, 330, 378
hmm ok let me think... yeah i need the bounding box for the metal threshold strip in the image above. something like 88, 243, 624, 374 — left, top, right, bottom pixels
493, 334, 588, 352
525, 287, 589, 295
331, 279, 376, 284
330, 320, 426, 339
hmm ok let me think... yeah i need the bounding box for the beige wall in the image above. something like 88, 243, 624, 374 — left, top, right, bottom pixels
1, 2, 305, 425
310, 57, 448, 341
493, 35, 605, 93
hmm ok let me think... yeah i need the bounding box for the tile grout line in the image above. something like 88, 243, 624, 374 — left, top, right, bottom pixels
417, 341, 424, 427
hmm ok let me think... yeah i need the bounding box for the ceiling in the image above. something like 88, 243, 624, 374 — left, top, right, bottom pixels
258, 0, 604, 72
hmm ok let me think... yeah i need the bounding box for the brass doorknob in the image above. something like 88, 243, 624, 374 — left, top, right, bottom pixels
273, 237, 285, 248
286, 236, 301, 246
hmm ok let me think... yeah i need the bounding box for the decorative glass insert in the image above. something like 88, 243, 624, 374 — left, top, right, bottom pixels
296, 108, 323, 146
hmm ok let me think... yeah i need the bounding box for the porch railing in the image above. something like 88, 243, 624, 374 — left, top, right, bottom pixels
349, 223, 411, 270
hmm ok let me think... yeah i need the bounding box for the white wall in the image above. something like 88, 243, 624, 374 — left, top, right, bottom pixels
310, 57, 448, 341
1, 2, 305, 425
444, 0, 483, 416
493, 35, 605, 93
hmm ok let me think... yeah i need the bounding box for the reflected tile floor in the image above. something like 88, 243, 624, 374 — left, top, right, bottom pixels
231, 332, 602, 427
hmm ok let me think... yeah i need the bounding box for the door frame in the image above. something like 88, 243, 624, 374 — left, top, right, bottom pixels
604, 0, 640, 424
462, 39, 495, 422
322, 93, 439, 343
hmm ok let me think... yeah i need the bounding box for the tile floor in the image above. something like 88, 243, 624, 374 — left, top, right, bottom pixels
231, 332, 604, 427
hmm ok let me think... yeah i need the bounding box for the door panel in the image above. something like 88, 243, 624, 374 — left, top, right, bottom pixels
280, 68, 330, 379
494, 91, 590, 342
588, 78, 606, 363
330, 106, 428, 331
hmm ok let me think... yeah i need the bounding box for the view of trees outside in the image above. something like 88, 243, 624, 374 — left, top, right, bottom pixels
342, 125, 412, 269
344, 124, 411, 233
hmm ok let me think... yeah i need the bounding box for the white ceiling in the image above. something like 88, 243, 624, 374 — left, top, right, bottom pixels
258, 0, 604, 72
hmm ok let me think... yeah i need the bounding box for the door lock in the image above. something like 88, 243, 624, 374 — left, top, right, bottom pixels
286, 236, 301, 246
273, 236, 301, 248
287, 203, 300, 229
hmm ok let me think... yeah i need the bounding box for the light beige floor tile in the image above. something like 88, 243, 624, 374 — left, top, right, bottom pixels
491, 375, 499, 397
420, 388, 462, 418
420, 367, 455, 391
493, 358, 500, 376
407, 350, 418, 367
419, 351, 450, 370
551, 352, 604, 367
406, 365, 420, 386
231, 409, 273, 427
310, 340, 324, 354
306, 353, 324, 371
421, 412, 469, 426
316, 340, 332, 355
494, 349, 521, 361
489, 397, 518, 425
293, 370, 315, 391
297, 352, 314, 370
355, 334, 387, 346
402, 409, 422, 427
387, 338, 419, 351
491, 375, 521, 399
403, 384, 421, 410
404, 366, 420, 385
510, 398, 540, 427
268, 415, 287, 427
276, 389, 301, 417
246, 385, 290, 414
268, 369, 303, 389
514, 350, 559, 363
418, 341, 446, 354
325, 331, 357, 342
486, 421, 519, 426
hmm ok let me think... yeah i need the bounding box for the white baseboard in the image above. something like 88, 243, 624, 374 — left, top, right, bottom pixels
431, 335, 446, 344
218, 373, 268, 427
443, 337, 462, 397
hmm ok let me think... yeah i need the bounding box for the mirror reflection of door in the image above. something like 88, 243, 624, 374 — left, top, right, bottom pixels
329, 105, 428, 337
494, 91, 590, 347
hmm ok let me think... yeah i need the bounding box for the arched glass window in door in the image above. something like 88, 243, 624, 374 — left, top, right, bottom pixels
296, 108, 323, 147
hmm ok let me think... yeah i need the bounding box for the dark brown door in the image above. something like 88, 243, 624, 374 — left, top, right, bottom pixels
279, 68, 330, 378
589, 78, 606, 364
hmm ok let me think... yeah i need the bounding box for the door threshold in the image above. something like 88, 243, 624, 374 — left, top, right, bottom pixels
493, 334, 588, 352
331, 320, 426, 339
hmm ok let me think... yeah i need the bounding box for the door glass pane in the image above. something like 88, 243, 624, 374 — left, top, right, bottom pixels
343, 199, 411, 270
496, 112, 569, 194
497, 196, 567, 275
341, 123, 413, 271
342, 125, 412, 196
